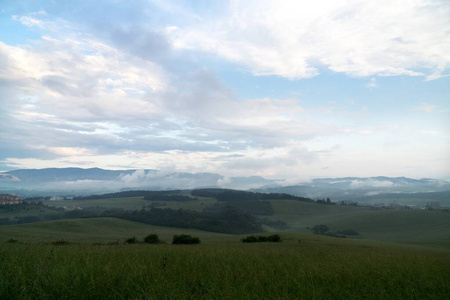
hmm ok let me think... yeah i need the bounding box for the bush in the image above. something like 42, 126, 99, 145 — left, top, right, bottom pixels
311, 224, 329, 235
144, 234, 161, 244
5, 238, 19, 244
172, 234, 200, 245
51, 239, 71, 245
336, 229, 359, 236
242, 234, 282, 243
267, 234, 282, 242
242, 235, 259, 243
124, 236, 138, 244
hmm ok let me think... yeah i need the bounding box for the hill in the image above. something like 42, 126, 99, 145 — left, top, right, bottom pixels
268, 200, 450, 248
0, 217, 233, 244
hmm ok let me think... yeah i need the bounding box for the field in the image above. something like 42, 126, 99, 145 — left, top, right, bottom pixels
1, 193, 450, 299
0, 217, 232, 244
1, 230, 449, 299
269, 200, 450, 248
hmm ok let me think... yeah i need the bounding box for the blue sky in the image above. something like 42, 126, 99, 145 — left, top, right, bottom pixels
0, 0, 449, 182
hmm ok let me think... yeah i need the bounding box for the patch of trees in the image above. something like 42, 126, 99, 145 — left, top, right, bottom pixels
0, 201, 47, 212
205, 201, 274, 215
124, 234, 162, 244
242, 234, 282, 243
143, 194, 194, 202
0, 201, 284, 234
172, 234, 200, 244
75, 190, 187, 200
310, 224, 359, 238
315, 198, 335, 205
112, 206, 263, 234
191, 189, 313, 202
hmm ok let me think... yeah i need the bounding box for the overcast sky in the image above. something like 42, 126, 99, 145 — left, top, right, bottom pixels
1, 0, 449, 181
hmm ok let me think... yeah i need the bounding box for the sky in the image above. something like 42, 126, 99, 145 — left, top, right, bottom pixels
0, 0, 449, 182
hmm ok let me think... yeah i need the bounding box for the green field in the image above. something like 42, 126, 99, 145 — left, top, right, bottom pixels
268, 200, 450, 248
0, 217, 232, 244
1, 206, 450, 299
1, 229, 449, 299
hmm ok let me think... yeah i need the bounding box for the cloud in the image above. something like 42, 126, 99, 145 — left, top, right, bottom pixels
170, 0, 450, 79
350, 179, 394, 189
365, 78, 378, 88
414, 102, 436, 113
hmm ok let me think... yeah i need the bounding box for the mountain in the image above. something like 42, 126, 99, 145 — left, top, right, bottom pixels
255, 177, 450, 206
0, 168, 276, 196
1, 168, 449, 204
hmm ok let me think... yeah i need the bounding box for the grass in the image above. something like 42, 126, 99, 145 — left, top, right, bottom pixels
42, 197, 150, 210
0, 217, 233, 244
1, 235, 449, 299
269, 200, 450, 249
42, 196, 218, 212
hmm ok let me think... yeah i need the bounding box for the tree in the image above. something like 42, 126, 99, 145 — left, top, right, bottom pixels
172, 234, 200, 245
311, 224, 329, 234
144, 234, 160, 244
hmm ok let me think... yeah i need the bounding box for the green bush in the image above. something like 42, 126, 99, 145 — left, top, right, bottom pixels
266, 234, 282, 242
125, 236, 138, 244
144, 234, 161, 244
242, 234, 282, 243
5, 239, 19, 244
51, 239, 71, 245
172, 234, 200, 245
242, 235, 259, 243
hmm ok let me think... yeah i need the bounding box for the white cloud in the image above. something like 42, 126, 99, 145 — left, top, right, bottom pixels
12, 15, 45, 28
365, 78, 378, 88
350, 179, 394, 189
170, 0, 450, 79
414, 102, 436, 113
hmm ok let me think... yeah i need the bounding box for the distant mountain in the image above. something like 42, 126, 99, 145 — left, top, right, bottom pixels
0, 168, 276, 196
255, 176, 450, 206
1, 168, 449, 203
3, 168, 137, 183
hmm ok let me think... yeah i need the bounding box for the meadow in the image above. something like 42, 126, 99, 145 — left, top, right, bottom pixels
1, 232, 449, 299
1, 192, 449, 299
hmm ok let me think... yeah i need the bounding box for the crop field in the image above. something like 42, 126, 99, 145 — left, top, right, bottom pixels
1, 233, 449, 299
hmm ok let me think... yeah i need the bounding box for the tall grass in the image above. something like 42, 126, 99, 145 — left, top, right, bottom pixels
1, 239, 449, 299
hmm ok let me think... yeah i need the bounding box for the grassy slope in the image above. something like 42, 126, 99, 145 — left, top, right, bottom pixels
1, 232, 449, 299
270, 200, 450, 248
42, 197, 150, 210
3, 196, 449, 248
0, 217, 232, 244
42, 196, 217, 211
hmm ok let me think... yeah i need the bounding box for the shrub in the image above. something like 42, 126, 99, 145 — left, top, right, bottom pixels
336, 229, 359, 236
311, 224, 329, 235
242, 234, 282, 243
51, 239, 70, 245
144, 234, 161, 244
5, 238, 19, 244
124, 236, 138, 244
242, 235, 259, 243
267, 234, 282, 242
172, 234, 200, 245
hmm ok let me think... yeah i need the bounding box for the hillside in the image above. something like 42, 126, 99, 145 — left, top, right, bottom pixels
268, 200, 450, 248
0, 217, 233, 244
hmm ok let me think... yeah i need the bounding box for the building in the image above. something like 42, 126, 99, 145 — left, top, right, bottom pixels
0, 194, 22, 205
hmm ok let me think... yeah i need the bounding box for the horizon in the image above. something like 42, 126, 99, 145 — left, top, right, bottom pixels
1, 166, 448, 183
1, 1, 449, 181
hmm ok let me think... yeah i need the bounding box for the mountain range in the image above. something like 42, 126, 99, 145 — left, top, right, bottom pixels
1, 168, 449, 204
